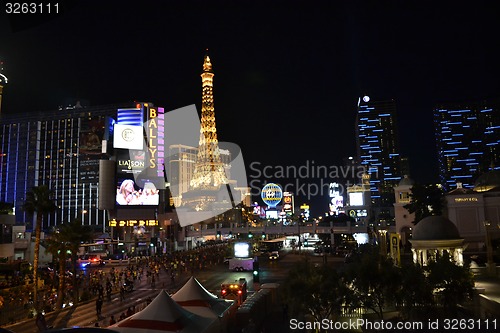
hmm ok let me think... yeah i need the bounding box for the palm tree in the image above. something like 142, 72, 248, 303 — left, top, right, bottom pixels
45, 218, 93, 308
23, 185, 57, 310
60, 219, 94, 304
45, 236, 67, 309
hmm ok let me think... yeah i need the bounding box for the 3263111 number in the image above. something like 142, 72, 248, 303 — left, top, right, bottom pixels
5, 3, 59, 14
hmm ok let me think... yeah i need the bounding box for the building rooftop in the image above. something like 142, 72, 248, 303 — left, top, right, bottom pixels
412, 215, 461, 241
474, 170, 500, 193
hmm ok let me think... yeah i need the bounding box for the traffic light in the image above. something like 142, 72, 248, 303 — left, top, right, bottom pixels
261, 232, 266, 239
248, 232, 253, 239
216, 231, 221, 239
252, 261, 260, 283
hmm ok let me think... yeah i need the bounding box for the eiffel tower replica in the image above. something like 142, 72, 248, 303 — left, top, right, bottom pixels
182, 53, 229, 211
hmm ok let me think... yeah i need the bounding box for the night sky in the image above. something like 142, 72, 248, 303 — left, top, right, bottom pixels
1, 1, 500, 214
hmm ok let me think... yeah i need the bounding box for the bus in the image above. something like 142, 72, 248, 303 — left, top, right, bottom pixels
260, 238, 285, 253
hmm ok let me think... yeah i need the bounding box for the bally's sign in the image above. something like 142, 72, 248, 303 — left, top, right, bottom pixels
146, 106, 165, 177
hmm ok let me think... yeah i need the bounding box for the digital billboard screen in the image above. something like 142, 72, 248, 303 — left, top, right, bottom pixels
116, 177, 159, 206
234, 242, 250, 258
349, 192, 364, 206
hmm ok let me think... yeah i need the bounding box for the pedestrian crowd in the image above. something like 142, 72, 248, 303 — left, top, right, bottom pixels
87, 242, 229, 327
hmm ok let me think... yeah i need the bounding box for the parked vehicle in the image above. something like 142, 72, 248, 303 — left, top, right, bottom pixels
229, 257, 255, 272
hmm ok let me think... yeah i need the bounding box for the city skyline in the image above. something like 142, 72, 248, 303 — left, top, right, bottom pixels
2, 1, 500, 212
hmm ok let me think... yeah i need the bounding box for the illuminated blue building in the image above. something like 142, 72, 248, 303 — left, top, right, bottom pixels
0, 102, 130, 230
434, 102, 500, 191
355, 97, 402, 217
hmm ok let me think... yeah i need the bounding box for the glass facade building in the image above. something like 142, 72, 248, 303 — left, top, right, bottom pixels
355, 97, 402, 210
434, 102, 500, 191
0, 103, 130, 231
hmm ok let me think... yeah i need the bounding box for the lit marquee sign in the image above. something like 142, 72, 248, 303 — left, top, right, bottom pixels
109, 219, 159, 227
143, 103, 165, 177
283, 192, 294, 213
329, 182, 344, 213
348, 209, 368, 218
454, 197, 479, 202
261, 183, 283, 208
300, 203, 310, 219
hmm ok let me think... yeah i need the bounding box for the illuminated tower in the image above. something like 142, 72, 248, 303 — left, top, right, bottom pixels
355, 97, 402, 207
0, 61, 8, 114
434, 101, 500, 191
190, 54, 228, 190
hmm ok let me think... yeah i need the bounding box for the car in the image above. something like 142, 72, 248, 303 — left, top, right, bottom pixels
223, 257, 232, 264
269, 251, 279, 260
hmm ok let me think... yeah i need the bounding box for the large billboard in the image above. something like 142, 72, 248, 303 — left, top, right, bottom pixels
113, 103, 165, 208
116, 176, 159, 206
348, 192, 364, 206
329, 182, 344, 214
113, 124, 144, 150
115, 148, 160, 206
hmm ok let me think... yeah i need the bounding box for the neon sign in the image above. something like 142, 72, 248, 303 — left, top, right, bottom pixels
261, 183, 283, 208
109, 219, 158, 227
146, 105, 165, 177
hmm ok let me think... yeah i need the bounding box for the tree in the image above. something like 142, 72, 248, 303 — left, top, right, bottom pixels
426, 253, 475, 317
59, 219, 93, 304
23, 185, 57, 310
395, 262, 434, 319
283, 259, 352, 329
403, 183, 444, 225
46, 218, 93, 308
45, 236, 67, 309
0, 201, 14, 214
344, 244, 401, 319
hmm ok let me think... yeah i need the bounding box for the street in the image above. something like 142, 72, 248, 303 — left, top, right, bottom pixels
2, 248, 345, 333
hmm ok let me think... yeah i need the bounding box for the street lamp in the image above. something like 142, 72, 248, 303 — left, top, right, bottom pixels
379, 228, 388, 256
484, 220, 498, 276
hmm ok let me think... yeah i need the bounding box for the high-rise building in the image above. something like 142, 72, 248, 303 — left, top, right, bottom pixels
168, 144, 198, 207
168, 144, 235, 208
434, 101, 500, 191
0, 61, 7, 114
0, 103, 129, 230
355, 96, 402, 212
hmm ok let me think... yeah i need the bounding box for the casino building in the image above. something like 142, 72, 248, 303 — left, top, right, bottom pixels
0, 54, 250, 256
0, 102, 124, 229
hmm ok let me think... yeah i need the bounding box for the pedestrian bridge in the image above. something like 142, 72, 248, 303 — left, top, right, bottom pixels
184, 222, 381, 238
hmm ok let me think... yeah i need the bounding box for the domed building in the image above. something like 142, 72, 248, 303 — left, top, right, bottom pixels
409, 215, 465, 266
474, 170, 500, 193
445, 170, 500, 250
